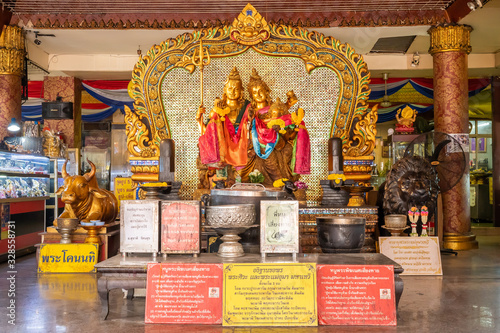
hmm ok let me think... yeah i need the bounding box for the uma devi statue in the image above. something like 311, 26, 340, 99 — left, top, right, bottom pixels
196, 68, 310, 188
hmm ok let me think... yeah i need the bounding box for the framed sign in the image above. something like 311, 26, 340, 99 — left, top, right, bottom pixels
146, 263, 223, 324
161, 201, 200, 255
120, 200, 160, 254
260, 200, 299, 256
379, 237, 442, 275
223, 263, 317, 326
317, 265, 396, 326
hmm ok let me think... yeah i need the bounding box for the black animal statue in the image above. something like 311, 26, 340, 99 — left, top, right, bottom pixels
283, 180, 297, 200
377, 156, 439, 235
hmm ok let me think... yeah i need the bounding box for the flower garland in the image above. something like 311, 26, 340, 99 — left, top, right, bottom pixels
291, 108, 305, 131
273, 178, 288, 188
267, 118, 287, 134
327, 173, 346, 185
214, 106, 231, 121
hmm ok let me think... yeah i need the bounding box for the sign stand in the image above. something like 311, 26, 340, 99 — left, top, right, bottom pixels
260, 201, 299, 259
160, 201, 201, 259
120, 200, 160, 261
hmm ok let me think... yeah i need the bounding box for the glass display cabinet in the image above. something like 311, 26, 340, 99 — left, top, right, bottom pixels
0, 151, 50, 261
0, 151, 50, 199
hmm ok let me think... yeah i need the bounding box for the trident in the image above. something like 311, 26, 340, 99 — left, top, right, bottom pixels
192, 38, 211, 109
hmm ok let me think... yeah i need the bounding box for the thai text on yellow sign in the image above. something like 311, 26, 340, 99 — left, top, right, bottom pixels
223, 263, 318, 326
114, 177, 136, 212
38, 243, 98, 273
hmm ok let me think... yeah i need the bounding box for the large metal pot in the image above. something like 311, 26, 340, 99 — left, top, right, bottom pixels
317, 217, 366, 253
201, 183, 291, 252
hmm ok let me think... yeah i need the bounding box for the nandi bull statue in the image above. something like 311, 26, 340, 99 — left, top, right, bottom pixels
54, 159, 118, 226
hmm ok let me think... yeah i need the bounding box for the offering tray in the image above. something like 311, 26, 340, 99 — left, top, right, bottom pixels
139, 182, 172, 200
80, 224, 105, 244
342, 185, 373, 207
205, 225, 259, 258
382, 225, 410, 236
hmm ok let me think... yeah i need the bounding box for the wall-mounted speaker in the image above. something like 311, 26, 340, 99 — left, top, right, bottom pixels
42, 102, 73, 119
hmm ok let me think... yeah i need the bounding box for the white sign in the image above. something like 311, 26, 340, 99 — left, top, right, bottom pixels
120, 200, 160, 254
379, 237, 442, 275
260, 200, 299, 256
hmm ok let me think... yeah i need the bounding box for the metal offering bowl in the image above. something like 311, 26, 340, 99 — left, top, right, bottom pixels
205, 204, 256, 228
385, 214, 408, 228
57, 218, 80, 229
56, 218, 79, 244
317, 217, 366, 253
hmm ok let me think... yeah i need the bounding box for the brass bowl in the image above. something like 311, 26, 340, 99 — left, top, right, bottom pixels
56, 218, 79, 229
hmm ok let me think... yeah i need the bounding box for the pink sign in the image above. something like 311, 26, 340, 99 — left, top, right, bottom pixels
317, 265, 396, 326
145, 263, 223, 324
161, 201, 200, 254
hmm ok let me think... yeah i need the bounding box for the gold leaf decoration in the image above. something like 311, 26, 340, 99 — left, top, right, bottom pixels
230, 3, 270, 46
124, 105, 158, 158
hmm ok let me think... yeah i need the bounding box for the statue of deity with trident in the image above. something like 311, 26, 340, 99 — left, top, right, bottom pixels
196, 67, 252, 187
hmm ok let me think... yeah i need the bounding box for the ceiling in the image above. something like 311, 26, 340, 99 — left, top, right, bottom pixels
2, 0, 499, 79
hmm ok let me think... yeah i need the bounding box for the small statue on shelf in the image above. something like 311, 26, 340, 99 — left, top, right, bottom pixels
395, 105, 417, 134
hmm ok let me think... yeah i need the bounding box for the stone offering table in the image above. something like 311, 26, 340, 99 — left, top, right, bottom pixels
95, 252, 403, 321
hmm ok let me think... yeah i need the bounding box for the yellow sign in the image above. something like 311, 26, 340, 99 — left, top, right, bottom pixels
114, 177, 136, 212
38, 243, 98, 273
223, 263, 318, 326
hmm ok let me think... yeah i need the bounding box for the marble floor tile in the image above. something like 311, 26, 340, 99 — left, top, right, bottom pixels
1, 236, 499, 332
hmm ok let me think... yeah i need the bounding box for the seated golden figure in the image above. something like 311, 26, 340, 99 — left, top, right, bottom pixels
395, 105, 417, 133
240, 69, 311, 187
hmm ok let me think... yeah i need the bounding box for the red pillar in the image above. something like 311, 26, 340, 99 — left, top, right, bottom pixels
429, 24, 478, 250
0, 25, 23, 140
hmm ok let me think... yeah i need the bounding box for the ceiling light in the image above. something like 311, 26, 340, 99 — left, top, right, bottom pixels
467, 0, 483, 11
380, 73, 392, 108
7, 118, 21, 132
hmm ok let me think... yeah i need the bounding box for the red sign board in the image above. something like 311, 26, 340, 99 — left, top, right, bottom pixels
145, 263, 223, 324
317, 265, 396, 326
161, 201, 200, 254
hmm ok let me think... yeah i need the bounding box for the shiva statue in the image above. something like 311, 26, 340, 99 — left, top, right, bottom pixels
197, 67, 251, 187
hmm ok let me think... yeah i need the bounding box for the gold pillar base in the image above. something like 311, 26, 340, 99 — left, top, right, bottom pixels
443, 233, 478, 251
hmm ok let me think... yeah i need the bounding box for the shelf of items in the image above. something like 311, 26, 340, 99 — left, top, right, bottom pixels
388, 134, 420, 164
0, 151, 50, 261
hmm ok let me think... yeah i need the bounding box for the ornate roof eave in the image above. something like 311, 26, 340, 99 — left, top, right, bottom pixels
12, 10, 451, 29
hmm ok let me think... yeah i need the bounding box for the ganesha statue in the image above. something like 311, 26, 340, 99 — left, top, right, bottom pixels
196, 68, 310, 188
395, 105, 417, 134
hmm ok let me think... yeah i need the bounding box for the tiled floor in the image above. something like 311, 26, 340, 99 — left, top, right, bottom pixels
1, 235, 500, 332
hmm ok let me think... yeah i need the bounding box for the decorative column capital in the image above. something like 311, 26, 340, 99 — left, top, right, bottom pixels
428, 24, 472, 55
0, 25, 25, 76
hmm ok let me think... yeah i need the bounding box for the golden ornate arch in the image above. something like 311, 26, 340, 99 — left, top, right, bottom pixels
125, 3, 376, 197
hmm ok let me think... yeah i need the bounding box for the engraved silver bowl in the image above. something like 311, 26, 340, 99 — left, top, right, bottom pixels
205, 204, 256, 227
205, 204, 256, 257
55, 218, 79, 244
